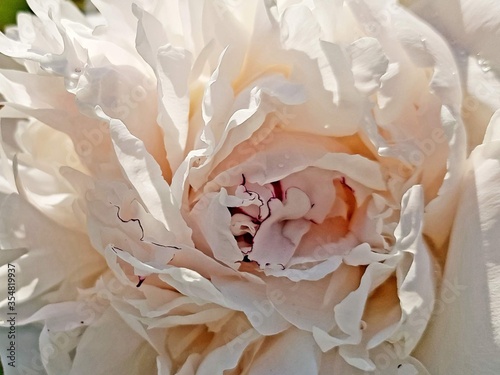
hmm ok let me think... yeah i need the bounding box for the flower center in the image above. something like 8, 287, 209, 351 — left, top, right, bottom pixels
228, 176, 313, 269
228, 169, 362, 270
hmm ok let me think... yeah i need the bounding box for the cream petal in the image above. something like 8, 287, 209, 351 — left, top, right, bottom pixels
12, 155, 82, 231
146, 307, 231, 329
312, 153, 386, 191
196, 329, 261, 375
334, 262, 394, 344
190, 73, 306, 190
289, 219, 356, 266
249, 188, 312, 268
90, 0, 138, 40
210, 140, 383, 195
280, 168, 336, 224
414, 132, 500, 373
247, 329, 321, 375
76, 65, 168, 176
279, 5, 364, 136
423, 106, 467, 252
69, 308, 158, 375
402, 0, 500, 72
200, 0, 249, 77
0, 30, 52, 63
484, 109, 500, 143
266, 264, 363, 332
343, 243, 392, 266
349, 198, 387, 250
156, 356, 173, 375
390, 186, 436, 357
369, 344, 431, 375
190, 190, 242, 267
362, 277, 401, 350
175, 354, 200, 375
347, 0, 467, 252
349, 0, 461, 107
84, 180, 181, 268
133, 5, 169, 70
211, 274, 291, 335
347, 37, 389, 95
20, 301, 98, 330
155, 45, 192, 171
39, 325, 82, 375
457, 57, 500, 154
0, 69, 117, 177
0, 195, 105, 321
108, 117, 192, 245
105, 246, 232, 308
0, 69, 68, 109
461, 58, 500, 152
319, 349, 367, 375
264, 256, 344, 282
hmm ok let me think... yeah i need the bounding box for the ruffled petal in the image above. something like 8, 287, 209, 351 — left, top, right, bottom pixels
414, 116, 500, 374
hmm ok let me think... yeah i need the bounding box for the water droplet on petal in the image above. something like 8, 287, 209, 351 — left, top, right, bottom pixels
482, 64, 492, 73
323, 124, 330, 129
477, 55, 492, 72
278, 163, 284, 168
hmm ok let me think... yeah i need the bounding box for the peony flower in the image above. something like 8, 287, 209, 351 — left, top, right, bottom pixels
3, 0, 498, 373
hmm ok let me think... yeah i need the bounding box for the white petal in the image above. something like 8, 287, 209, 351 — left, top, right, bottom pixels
0, 195, 105, 321
156, 45, 192, 171
247, 329, 321, 375
108, 117, 192, 245
414, 132, 500, 373
196, 329, 261, 375
391, 186, 436, 357
69, 308, 158, 375
483, 109, 500, 143
266, 264, 362, 332
347, 37, 389, 95
211, 274, 291, 335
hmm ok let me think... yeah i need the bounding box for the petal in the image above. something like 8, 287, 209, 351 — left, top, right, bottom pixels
247, 329, 321, 375
69, 308, 158, 375
108, 116, 193, 245
414, 124, 500, 373
403, 0, 500, 70
266, 264, 363, 332
210, 274, 291, 335
0, 194, 105, 321
249, 188, 312, 268
347, 37, 389, 95
391, 186, 436, 357
195, 329, 261, 375
155, 45, 192, 171
190, 190, 243, 267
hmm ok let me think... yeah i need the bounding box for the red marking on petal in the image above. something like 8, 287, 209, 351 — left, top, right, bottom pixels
341, 177, 354, 193
136, 276, 145, 288
271, 181, 283, 201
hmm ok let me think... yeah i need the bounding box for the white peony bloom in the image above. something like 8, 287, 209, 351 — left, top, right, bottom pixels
3, 0, 498, 374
